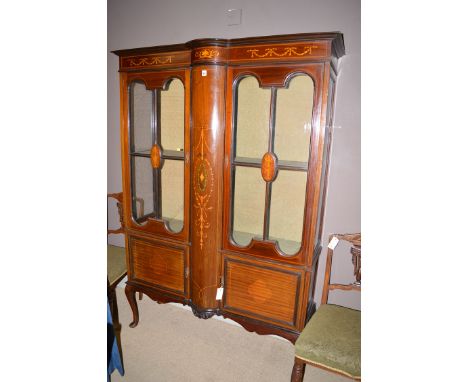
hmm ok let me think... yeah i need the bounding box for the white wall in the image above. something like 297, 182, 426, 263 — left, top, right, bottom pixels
108, 0, 360, 308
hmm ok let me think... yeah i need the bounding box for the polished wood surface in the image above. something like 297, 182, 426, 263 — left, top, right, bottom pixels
113, 32, 344, 68
114, 32, 344, 341
223, 257, 302, 328
150, 144, 162, 169
190, 64, 226, 313
128, 235, 186, 295
261, 152, 278, 182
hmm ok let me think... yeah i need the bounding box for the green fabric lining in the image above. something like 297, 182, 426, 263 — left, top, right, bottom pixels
295, 304, 361, 378
107, 245, 127, 285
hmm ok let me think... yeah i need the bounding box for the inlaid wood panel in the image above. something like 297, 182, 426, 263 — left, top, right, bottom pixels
190, 65, 226, 310
150, 144, 162, 168
114, 33, 342, 70
120, 51, 190, 71
129, 236, 186, 295
228, 41, 330, 64
223, 257, 303, 327
261, 152, 278, 182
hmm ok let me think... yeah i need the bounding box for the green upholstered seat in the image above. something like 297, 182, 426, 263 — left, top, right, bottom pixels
107, 245, 127, 286
295, 304, 361, 379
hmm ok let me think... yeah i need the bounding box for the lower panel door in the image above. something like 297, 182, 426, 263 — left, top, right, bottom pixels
222, 254, 306, 330
128, 235, 188, 297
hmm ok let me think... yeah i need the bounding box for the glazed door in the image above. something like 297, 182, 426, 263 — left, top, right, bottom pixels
123, 70, 190, 242
223, 64, 324, 265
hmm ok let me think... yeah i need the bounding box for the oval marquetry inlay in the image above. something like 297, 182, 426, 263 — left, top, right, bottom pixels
261, 152, 278, 182
248, 279, 273, 304
195, 158, 213, 194
150, 144, 162, 169
197, 162, 208, 192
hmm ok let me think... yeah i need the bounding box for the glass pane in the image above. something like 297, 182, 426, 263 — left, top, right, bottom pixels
275, 75, 314, 163
269, 170, 308, 255
132, 157, 154, 222
232, 166, 265, 246
129, 81, 153, 153
161, 79, 184, 152
161, 159, 184, 233
315, 79, 335, 243
235, 76, 270, 159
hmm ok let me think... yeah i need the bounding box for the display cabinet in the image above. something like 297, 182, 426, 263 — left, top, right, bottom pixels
113, 32, 345, 342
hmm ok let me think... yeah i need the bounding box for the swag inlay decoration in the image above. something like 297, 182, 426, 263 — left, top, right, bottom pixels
246, 45, 319, 58
125, 55, 173, 67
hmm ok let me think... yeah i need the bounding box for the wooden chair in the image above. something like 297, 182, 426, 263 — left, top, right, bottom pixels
291, 233, 361, 381
107, 192, 142, 333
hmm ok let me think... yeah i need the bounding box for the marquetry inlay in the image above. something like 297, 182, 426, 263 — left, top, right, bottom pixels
261, 152, 278, 182
248, 279, 273, 303
246, 46, 319, 58
196, 161, 211, 193
193, 125, 214, 250
194, 49, 220, 59
150, 144, 162, 169
125, 55, 173, 67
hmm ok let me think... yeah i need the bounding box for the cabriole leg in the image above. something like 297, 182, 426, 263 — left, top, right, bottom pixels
125, 284, 139, 328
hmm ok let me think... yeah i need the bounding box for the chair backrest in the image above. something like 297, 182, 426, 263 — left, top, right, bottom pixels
107, 192, 125, 235
321, 233, 361, 306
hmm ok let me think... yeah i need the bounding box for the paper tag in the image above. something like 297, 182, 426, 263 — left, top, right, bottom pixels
328, 236, 339, 250
216, 287, 224, 300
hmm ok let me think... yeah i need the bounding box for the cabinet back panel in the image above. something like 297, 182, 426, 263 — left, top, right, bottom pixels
235, 76, 270, 159
274, 74, 314, 163
232, 166, 265, 245
160, 78, 184, 151
161, 160, 184, 231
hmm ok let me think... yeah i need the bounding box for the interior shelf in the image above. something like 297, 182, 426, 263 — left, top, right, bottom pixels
234, 156, 308, 171
232, 230, 301, 255
134, 214, 184, 233
131, 149, 184, 160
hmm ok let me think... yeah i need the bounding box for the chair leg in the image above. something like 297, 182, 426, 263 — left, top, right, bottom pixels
138, 292, 143, 300
109, 286, 122, 333
291, 357, 306, 382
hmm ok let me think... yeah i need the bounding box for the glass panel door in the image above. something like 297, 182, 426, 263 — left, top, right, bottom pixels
230, 73, 314, 255
128, 78, 185, 233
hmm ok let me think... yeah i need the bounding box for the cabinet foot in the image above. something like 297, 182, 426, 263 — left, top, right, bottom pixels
191, 304, 217, 319
125, 284, 140, 328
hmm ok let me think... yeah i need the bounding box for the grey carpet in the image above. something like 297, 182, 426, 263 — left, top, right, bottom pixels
112, 286, 349, 382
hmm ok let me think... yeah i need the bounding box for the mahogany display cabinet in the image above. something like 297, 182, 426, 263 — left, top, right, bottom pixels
112, 32, 345, 342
